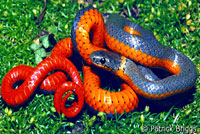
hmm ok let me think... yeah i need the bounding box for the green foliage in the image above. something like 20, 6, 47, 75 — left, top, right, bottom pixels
0, 0, 199, 133
30, 35, 53, 64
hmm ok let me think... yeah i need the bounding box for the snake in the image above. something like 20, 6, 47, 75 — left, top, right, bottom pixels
1, 38, 84, 118
1, 6, 197, 118
71, 7, 197, 116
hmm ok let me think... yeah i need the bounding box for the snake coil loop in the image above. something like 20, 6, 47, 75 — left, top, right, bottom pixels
1, 38, 84, 118
72, 7, 197, 116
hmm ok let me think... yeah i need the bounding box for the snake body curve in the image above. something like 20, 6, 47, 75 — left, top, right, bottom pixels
72, 7, 197, 115
1, 6, 197, 118
1, 38, 84, 118
91, 13, 197, 99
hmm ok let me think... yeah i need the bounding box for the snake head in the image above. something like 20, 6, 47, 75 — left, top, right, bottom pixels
90, 50, 122, 71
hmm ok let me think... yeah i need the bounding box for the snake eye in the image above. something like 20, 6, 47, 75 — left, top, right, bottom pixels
100, 58, 106, 64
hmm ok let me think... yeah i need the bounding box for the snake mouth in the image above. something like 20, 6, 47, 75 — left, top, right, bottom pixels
90, 52, 105, 64
90, 50, 114, 71
90, 50, 124, 72
90, 55, 112, 71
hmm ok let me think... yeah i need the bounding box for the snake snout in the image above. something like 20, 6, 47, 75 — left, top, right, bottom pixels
90, 52, 106, 66
90, 50, 123, 72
